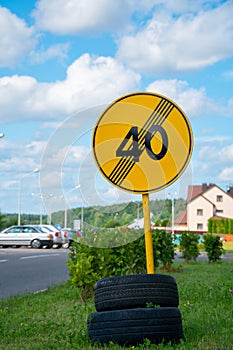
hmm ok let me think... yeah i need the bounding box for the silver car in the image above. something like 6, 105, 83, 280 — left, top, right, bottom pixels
35, 225, 63, 248
0, 225, 53, 249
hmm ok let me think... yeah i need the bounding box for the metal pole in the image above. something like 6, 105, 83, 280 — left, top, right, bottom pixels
64, 201, 68, 228
40, 202, 43, 225
48, 213, 52, 225
18, 168, 40, 226
172, 197, 174, 235
18, 179, 22, 225
81, 205, 83, 231
142, 193, 155, 274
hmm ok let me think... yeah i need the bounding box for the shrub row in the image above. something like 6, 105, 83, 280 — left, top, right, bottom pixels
208, 217, 233, 234
67, 229, 224, 300
67, 229, 174, 300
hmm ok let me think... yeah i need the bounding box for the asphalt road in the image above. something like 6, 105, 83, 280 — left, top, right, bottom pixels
0, 247, 70, 300
1, 247, 232, 301
175, 250, 233, 261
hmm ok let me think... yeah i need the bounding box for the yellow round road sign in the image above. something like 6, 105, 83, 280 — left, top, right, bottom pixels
92, 92, 193, 194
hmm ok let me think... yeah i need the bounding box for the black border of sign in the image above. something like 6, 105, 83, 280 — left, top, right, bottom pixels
92, 92, 193, 194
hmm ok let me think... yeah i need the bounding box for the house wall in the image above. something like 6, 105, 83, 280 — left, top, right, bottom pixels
173, 223, 187, 232
203, 187, 233, 219
187, 196, 213, 232
187, 186, 233, 232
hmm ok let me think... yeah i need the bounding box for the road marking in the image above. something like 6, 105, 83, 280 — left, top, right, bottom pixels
0, 259, 8, 263
20, 254, 60, 260
34, 288, 47, 294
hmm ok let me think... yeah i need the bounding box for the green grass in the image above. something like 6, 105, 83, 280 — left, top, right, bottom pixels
0, 261, 233, 350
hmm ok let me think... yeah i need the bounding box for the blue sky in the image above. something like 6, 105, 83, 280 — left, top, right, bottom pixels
0, 0, 233, 217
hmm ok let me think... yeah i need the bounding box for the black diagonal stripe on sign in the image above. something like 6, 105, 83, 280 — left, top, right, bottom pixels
109, 98, 174, 186
108, 99, 167, 183
138, 100, 172, 145
138, 102, 174, 151
117, 159, 135, 186
111, 156, 135, 184
117, 103, 174, 185
112, 101, 171, 185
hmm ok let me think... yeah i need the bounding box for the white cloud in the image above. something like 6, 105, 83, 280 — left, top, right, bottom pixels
219, 167, 233, 181
0, 54, 140, 122
29, 43, 70, 64
154, 0, 225, 14
196, 135, 231, 143
195, 142, 233, 186
0, 6, 36, 68
25, 141, 47, 157
67, 145, 90, 164
226, 98, 233, 118
146, 79, 212, 118
223, 70, 233, 79
31, 0, 225, 36
0, 139, 45, 172
199, 144, 233, 163
220, 144, 233, 162
117, 1, 233, 74
32, 0, 133, 34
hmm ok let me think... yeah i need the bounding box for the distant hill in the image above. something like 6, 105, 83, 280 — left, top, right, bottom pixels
1, 198, 186, 230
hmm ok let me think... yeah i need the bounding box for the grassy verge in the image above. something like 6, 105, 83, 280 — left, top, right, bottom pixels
0, 261, 233, 350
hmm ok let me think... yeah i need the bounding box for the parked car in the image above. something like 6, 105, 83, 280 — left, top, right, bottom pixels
0, 225, 53, 249
61, 228, 83, 248
35, 225, 63, 248
60, 228, 69, 248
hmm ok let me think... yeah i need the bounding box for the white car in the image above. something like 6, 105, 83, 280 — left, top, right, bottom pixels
35, 225, 63, 248
0, 225, 53, 249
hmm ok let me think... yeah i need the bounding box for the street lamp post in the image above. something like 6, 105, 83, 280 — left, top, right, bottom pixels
77, 185, 84, 231
32, 192, 43, 224
64, 185, 81, 228
46, 193, 62, 225
168, 192, 177, 235
137, 202, 140, 220
81, 203, 83, 231
171, 196, 174, 235
18, 168, 40, 225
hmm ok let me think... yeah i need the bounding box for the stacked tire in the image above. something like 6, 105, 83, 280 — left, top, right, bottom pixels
87, 274, 183, 346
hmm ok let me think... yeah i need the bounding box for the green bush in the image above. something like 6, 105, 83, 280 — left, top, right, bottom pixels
67, 228, 176, 300
179, 232, 200, 262
203, 234, 224, 262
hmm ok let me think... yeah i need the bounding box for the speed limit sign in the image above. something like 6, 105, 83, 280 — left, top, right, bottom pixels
92, 92, 193, 194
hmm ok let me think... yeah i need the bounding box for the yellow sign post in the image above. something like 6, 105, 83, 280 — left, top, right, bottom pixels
142, 193, 154, 273
92, 92, 193, 273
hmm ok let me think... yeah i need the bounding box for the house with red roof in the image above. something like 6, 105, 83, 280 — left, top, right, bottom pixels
175, 183, 233, 233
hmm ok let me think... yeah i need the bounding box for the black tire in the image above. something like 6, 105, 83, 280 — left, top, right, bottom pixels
31, 239, 42, 249
94, 274, 179, 311
46, 242, 53, 249
88, 307, 183, 346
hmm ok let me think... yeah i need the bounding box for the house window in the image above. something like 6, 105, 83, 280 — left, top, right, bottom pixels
197, 209, 203, 216
197, 223, 203, 230
215, 209, 223, 214
216, 195, 223, 202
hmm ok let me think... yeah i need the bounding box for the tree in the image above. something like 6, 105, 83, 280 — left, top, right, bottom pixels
179, 232, 199, 262
203, 234, 224, 262
0, 211, 6, 230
